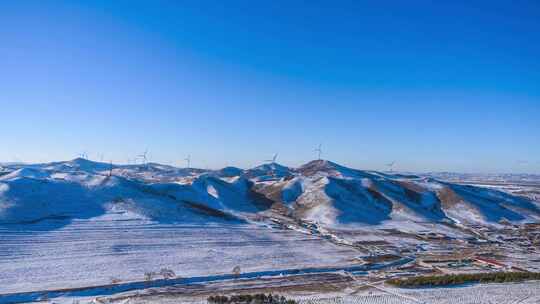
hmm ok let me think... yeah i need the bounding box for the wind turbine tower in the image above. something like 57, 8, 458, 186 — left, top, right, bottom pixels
265, 153, 278, 164
386, 161, 396, 173
108, 160, 113, 177
314, 144, 322, 160
138, 149, 148, 166
185, 155, 191, 169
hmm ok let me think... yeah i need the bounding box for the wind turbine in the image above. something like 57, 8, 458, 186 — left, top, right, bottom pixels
264, 153, 278, 164
314, 144, 322, 160
138, 149, 148, 166
108, 160, 113, 177
386, 161, 396, 172
78, 152, 88, 159
184, 155, 191, 169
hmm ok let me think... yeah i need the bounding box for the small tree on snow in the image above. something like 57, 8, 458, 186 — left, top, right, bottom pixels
159, 268, 176, 279
232, 266, 241, 278
144, 272, 154, 281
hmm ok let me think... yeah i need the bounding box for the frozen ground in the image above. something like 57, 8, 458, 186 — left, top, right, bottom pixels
296, 281, 540, 304
48, 276, 540, 304
0, 217, 359, 294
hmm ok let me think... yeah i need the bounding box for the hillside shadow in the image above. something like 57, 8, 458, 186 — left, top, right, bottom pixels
0, 177, 105, 231
448, 183, 540, 222
324, 177, 392, 225
373, 179, 448, 222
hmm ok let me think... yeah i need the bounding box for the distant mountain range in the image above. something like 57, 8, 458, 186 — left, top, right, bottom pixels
1, 158, 539, 230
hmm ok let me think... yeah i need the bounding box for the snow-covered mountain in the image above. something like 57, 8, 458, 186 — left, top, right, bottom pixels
1, 158, 539, 229
245, 162, 294, 181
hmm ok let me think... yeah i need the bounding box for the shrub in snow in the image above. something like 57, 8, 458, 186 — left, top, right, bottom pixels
232, 265, 241, 278
159, 268, 176, 279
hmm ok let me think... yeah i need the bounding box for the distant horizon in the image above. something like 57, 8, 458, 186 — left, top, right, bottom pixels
2, 156, 540, 176
2, 1, 539, 174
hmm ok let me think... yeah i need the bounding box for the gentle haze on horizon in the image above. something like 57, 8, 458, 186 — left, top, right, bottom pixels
1, 1, 539, 173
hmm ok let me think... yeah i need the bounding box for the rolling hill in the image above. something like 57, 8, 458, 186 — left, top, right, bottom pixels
1, 158, 539, 230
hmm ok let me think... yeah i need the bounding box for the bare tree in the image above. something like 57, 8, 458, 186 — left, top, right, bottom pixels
232, 265, 241, 278
144, 271, 154, 281
159, 268, 176, 279
110, 277, 121, 284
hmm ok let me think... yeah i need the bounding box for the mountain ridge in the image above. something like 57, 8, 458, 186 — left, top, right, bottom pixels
1, 158, 539, 230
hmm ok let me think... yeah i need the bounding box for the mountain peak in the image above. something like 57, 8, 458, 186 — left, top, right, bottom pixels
71, 157, 96, 164
297, 160, 380, 180
298, 159, 346, 176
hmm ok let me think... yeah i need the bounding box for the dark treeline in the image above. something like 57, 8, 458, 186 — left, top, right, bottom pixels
387, 272, 540, 287
208, 293, 297, 304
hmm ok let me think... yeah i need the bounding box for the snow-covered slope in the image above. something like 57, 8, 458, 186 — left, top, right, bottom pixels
0, 161, 242, 226
1, 159, 539, 230
253, 160, 540, 227
245, 162, 294, 181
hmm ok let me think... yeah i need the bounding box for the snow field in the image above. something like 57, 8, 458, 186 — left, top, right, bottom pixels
0, 218, 359, 294
296, 281, 540, 304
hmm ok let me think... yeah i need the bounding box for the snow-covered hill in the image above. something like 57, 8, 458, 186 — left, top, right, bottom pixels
252, 160, 540, 227
2, 158, 540, 297
1, 159, 539, 229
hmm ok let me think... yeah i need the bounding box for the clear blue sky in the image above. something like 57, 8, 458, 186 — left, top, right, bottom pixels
1, 1, 539, 173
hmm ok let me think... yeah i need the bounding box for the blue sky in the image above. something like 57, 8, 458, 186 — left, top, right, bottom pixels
1, 1, 539, 173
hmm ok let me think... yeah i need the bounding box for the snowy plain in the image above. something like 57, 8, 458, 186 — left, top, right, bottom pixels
295, 281, 540, 304
0, 217, 359, 294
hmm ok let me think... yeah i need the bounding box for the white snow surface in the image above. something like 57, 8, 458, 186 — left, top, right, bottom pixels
293, 281, 540, 304
0, 218, 359, 294
1, 158, 539, 228
1, 158, 540, 295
